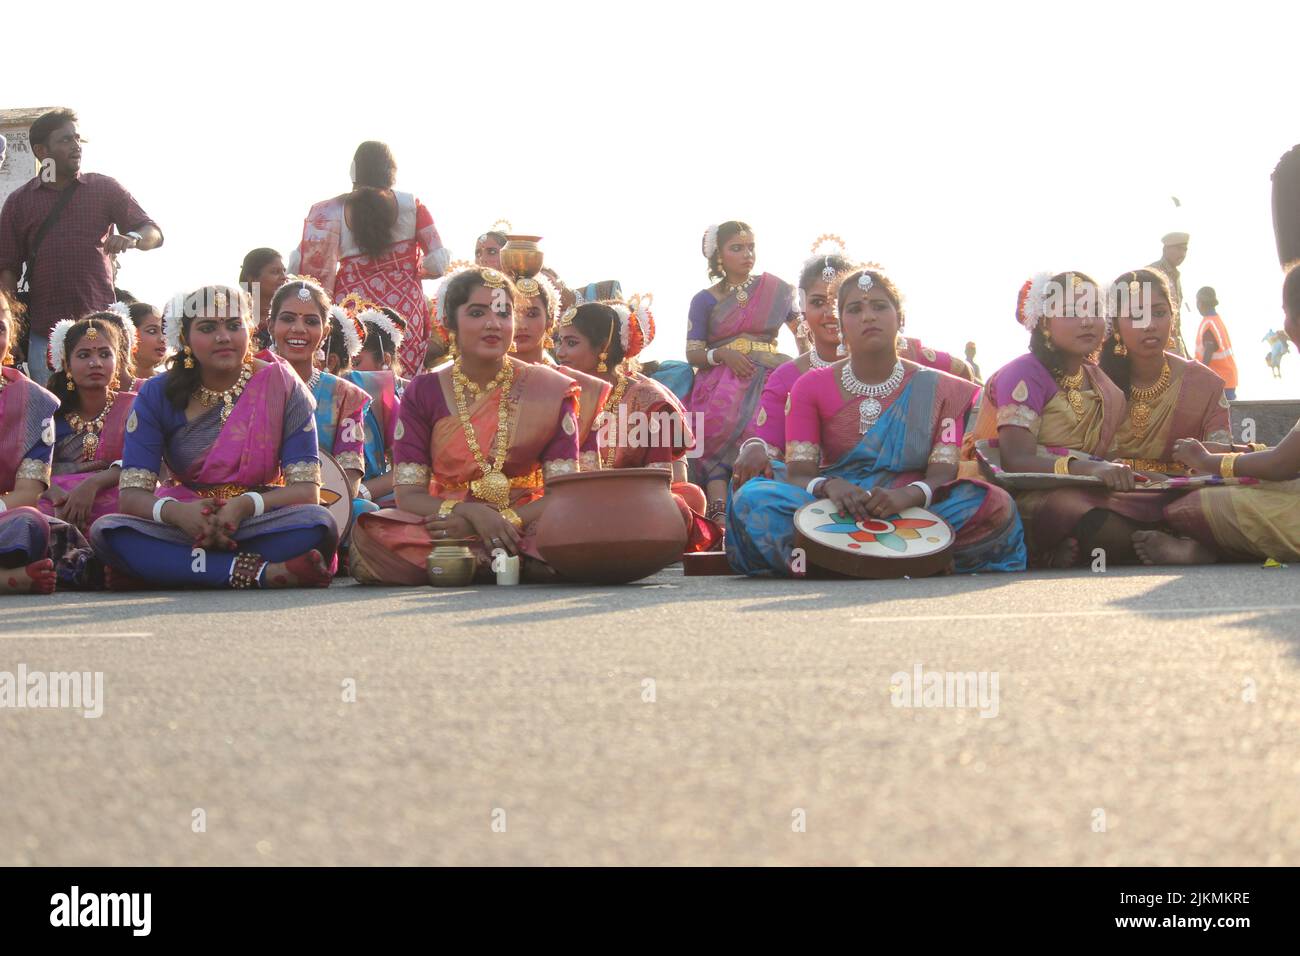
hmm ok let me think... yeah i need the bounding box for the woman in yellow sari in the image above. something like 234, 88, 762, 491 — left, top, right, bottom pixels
965, 271, 1131, 567
1139, 262, 1300, 563
349, 267, 581, 584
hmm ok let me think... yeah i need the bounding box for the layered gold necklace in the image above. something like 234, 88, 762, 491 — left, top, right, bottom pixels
452, 358, 515, 509
1128, 360, 1171, 441
1054, 367, 1087, 420
66, 391, 117, 462
600, 373, 631, 469
194, 361, 254, 423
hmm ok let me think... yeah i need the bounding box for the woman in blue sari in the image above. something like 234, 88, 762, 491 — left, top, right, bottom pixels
727, 266, 1026, 576
342, 305, 409, 507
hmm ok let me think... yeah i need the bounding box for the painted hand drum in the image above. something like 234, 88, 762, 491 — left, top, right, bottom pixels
317, 450, 355, 540
792, 501, 955, 579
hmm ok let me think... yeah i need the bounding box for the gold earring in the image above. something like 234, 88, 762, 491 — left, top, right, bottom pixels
597, 351, 609, 374
543, 329, 555, 349
448, 331, 458, 361
66, 377, 75, 392
1114, 337, 1127, 357
183, 345, 195, 369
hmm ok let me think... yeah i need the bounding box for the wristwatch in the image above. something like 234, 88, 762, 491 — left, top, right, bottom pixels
125, 231, 143, 247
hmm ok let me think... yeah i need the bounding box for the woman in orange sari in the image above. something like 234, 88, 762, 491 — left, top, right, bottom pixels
554, 300, 723, 551
349, 268, 582, 584
38, 314, 137, 535
964, 272, 1132, 567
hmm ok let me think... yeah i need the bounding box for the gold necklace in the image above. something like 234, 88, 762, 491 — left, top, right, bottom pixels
452, 358, 515, 509
600, 373, 631, 469
1128, 360, 1171, 440
453, 360, 511, 401
1054, 367, 1087, 420
194, 362, 254, 423
726, 275, 756, 305
66, 391, 116, 462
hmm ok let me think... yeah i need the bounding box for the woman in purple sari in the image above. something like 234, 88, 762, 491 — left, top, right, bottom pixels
685, 220, 799, 519
90, 285, 337, 589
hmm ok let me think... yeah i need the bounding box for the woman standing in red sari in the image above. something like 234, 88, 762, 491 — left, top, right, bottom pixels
349, 268, 582, 585
38, 314, 137, 535
292, 141, 450, 373
555, 299, 722, 550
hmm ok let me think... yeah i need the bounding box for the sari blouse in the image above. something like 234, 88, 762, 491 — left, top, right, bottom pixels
0, 367, 58, 492
392, 359, 580, 498
785, 362, 974, 469
972, 352, 1124, 456
120, 363, 320, 492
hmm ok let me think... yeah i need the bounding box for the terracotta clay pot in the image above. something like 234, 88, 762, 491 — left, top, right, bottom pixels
535, 468, 687, 584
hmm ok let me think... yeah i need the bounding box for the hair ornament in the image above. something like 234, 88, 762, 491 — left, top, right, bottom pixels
702, 224, 720, 260
356, 304, 405, 351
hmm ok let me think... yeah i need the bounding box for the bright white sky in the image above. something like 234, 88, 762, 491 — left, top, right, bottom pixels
7, 0, 1299, 398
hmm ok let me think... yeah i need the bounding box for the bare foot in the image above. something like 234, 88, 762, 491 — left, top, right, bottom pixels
0, 559, 57, 595
1031, 537, 1079, 569
263, 550, 332, 588
1132, 530, 1217, 566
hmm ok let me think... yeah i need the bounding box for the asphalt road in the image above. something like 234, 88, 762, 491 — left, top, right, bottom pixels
2, 563, 1298, 866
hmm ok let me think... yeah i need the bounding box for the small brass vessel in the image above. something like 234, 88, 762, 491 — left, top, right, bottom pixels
500, 235, 544, 280
426, 541, 477, 587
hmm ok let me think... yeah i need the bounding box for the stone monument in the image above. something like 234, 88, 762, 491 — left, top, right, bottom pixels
0, 107, 58, 209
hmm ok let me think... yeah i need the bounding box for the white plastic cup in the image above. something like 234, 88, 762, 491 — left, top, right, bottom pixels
492, 549, 521, 586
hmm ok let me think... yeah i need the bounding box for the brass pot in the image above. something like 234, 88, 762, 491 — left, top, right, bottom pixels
501, 235, 544, 279
426, 541, 477, 587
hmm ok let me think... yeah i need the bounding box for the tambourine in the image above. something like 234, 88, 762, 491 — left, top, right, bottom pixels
793, 500, 955, 579
317, 450, 355, 540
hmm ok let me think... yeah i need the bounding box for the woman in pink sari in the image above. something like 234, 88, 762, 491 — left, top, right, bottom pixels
0, 289, 60, 594
292, 141, 450, 373
90, 285, 337, 589
685, 220, 799, 519
38, 314, 137, 535
349, 268, 582, 585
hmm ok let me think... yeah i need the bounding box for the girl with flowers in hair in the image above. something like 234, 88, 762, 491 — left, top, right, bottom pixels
257, 280, 373, 523
0, 288, 60, 594
291, 142, 450, 373
686, 221, 800, 520
555, 299, 722, 551
339, 305, 410, 507
727, 266, 1025, 577
503, 266, 612, 462
1143, 262, 1300, 564
349, 267, 583, 585
38, 314, 138, 534
964, 272, 1133, 567
90, 285, 337, 589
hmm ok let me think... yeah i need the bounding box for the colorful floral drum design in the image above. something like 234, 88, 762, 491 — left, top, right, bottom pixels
320, 450, 355, 540
793, 502, 956, 579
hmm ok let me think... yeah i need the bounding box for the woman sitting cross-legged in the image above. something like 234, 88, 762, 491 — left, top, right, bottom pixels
90, 285, 338, 589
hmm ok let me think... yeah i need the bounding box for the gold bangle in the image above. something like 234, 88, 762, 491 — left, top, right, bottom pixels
1249, 443, 1267, 452
1220, 453, 1240, 479
1054, 456, 1072, 476
500, 506, 524, 531
437, 498, 458, 518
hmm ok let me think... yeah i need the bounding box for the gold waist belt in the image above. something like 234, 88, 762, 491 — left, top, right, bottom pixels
185, 480, 284, 499
724, 338, 779, 355
441, 469, 544, 493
